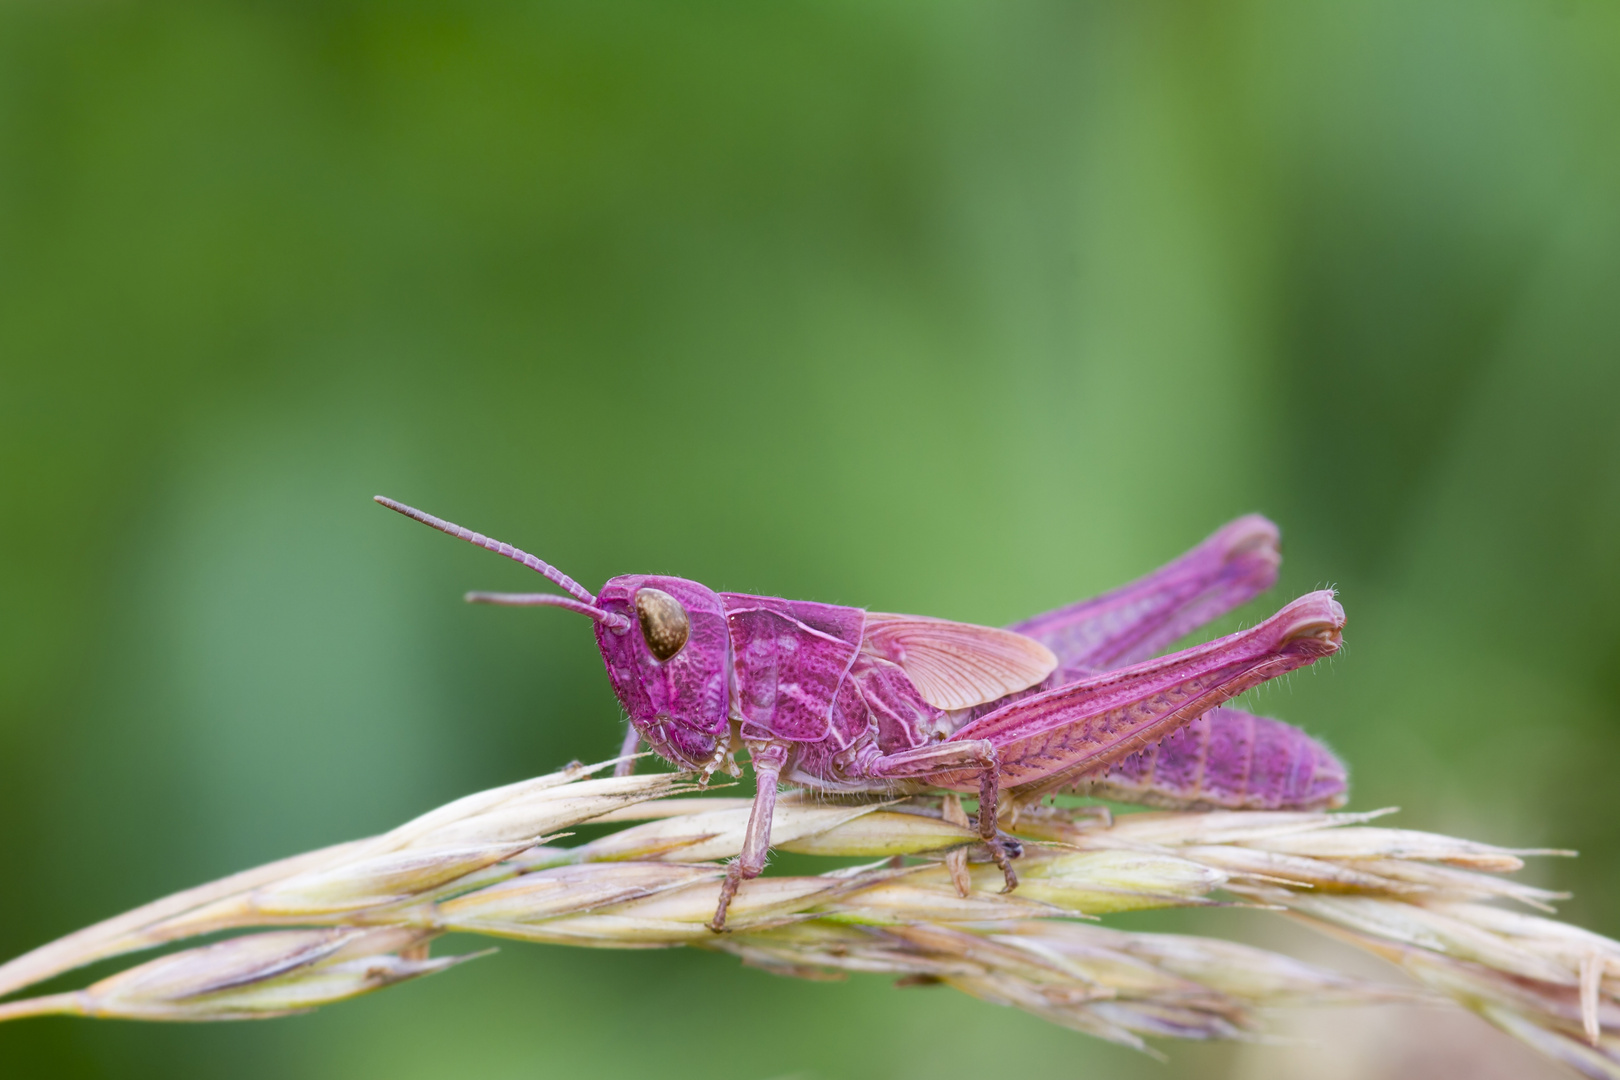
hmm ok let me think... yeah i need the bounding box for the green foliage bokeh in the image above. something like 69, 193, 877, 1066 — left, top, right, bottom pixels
1, 2, 1617, 1077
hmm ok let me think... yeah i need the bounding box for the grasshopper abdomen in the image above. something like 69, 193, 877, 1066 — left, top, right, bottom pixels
1070, 706, 1347, 810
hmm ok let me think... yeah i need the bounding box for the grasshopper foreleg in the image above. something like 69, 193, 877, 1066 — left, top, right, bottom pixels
612, 722, 641, 778
710, 738, 792, 932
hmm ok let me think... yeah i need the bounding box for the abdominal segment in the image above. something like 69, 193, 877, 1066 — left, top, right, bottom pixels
1068, 706, 1348, 811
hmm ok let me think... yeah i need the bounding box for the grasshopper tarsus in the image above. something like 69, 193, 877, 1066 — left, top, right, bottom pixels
990, 840, 1020, 894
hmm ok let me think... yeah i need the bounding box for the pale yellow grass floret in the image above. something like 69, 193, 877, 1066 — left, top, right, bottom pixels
0, 758, 1613, 1075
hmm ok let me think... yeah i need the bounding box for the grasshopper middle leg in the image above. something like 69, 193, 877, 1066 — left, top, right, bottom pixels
869, 739, 1019, 892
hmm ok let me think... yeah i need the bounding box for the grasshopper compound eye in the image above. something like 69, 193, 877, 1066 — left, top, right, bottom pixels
635, 587, 690, 660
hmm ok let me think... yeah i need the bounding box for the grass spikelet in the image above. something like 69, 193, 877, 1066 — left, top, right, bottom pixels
1, 759, 1612, 1074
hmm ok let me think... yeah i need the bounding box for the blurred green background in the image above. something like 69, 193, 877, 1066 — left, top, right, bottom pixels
2, 1, 1618, 1077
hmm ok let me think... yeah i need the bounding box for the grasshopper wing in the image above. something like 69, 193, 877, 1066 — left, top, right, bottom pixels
863, 614, 1057, 711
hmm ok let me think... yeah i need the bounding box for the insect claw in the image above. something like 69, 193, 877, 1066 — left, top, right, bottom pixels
988, 838, 1020, 894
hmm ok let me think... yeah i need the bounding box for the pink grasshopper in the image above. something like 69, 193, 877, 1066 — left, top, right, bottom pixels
377, 498, 1345, 930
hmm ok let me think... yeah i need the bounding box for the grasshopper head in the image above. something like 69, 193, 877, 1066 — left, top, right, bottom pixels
593, 575, 732, 772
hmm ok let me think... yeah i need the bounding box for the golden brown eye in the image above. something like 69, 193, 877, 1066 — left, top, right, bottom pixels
635, 587, 689, 661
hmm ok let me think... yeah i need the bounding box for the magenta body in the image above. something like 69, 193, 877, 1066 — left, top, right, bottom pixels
590, 571, 1347, 809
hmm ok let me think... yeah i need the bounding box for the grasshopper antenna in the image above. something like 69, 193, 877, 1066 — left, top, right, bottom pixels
374, 495, 629, 629
464, 590, 621, 624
